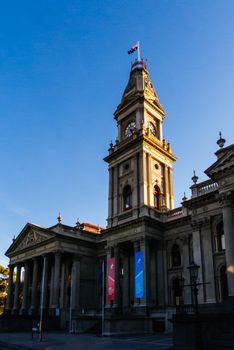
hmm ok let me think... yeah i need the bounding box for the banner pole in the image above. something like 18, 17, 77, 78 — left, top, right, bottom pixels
39, 256, 46, 342
102, 260, 105, 336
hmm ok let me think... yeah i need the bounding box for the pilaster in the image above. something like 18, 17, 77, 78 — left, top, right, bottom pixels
30, 258, 39, 314
52, 252, 61, 309
220, 192, 234, 297
71, 255, 81, 312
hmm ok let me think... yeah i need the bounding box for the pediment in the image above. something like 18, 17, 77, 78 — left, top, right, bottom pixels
15, 230, 52, 252
205, 146, 234, 179
6, 224, 55, 256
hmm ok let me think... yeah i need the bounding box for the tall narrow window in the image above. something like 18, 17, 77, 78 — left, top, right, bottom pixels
153, 185, 160, 210
123, 185, 132, 211
171, 244, 181, 267
216, 221, 225, 251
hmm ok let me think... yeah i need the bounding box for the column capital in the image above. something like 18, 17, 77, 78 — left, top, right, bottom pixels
191, 218, 211, 229
219, 191, 233, 208
72, 253, 81, 261
105, 246, 112, 255
132, 240, 140, 250
54, 250, 62, 257
8, 264, 15, 271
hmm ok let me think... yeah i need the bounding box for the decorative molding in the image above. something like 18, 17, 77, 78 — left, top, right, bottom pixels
15, 230, 51, 252
191, 216, 210, 229
219, 191, 233, 208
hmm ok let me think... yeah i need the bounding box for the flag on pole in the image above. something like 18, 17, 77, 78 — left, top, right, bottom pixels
128, 43, 138, 55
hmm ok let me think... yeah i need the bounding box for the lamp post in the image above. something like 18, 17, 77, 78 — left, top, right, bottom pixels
187, 261, 203, 350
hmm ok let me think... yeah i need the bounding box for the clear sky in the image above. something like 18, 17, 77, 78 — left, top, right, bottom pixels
0, 0, 234, 265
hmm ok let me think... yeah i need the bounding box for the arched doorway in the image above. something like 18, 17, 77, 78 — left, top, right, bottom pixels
172, 277, 184, 305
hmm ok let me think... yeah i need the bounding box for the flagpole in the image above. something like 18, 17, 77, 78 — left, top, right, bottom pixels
101, 259, 105, 336
137, 41, 140, 61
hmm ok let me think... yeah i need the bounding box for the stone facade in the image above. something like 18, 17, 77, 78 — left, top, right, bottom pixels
4, 60, 234, 335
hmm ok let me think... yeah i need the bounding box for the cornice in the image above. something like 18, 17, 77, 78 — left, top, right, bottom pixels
104, 133, 176, 163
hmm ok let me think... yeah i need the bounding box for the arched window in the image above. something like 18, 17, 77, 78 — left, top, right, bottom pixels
153, 185, 160, 210
123, 185, 132, 211
216, 221, 225, 251
171, 244, 181, 267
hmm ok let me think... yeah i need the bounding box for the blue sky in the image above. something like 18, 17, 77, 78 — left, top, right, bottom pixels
0, 0, 234, 265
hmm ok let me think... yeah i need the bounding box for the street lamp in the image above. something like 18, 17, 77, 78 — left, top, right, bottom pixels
187, 261, 203, 350
187, 261, 199, 284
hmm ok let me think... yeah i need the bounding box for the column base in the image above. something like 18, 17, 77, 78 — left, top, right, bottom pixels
19, 308, 28, 316
12, 308, 19, 316
29, 307, 38, 316
50, 307, 61, 317
112, 305, 122, 315
5, 309, 12, 316
133, 304, 150, 316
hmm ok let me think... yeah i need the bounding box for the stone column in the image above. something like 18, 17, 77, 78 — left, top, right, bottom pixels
113, 245, 120, 309
20, 261, 30, 314
13, 264, 21, 314
140, 238, 150, 309
182, 236, 191, 304
70, 255, 81, 312
52, 252, 61, 310
41, 255, 49, 311
150, 241, 157, 306
60, 261, 66, 309
200, 219, 216, 303
30, 258, 39, 314
105, 247, 112, 308
192, 221, 204, 303
6, 264, 14, 314
49, 266, 54, 308
221, 193, 234, 297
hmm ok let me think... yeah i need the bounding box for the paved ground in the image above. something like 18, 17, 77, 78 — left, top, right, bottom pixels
0, 332, 173, 350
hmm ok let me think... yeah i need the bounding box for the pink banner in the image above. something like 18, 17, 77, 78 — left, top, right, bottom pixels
107, 257, 115, 301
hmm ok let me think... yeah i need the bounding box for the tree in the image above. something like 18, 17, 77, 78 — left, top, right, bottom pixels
0, 265, 9, 315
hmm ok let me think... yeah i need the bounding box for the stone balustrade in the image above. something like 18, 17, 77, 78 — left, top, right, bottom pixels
191, 179, 218, 198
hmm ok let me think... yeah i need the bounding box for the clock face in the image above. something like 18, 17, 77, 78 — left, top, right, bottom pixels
149, 122, 157, 136
125, 121, 136, 138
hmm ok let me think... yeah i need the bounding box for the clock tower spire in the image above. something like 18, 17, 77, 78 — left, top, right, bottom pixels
104, 59, 176, 228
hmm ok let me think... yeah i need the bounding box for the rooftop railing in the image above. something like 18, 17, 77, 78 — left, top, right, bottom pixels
191, 179, 218, 198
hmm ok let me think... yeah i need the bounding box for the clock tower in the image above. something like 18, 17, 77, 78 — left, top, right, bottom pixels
104, 59, 176, 228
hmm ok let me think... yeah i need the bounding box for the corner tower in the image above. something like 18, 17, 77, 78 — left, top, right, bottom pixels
104, 60, 176, 228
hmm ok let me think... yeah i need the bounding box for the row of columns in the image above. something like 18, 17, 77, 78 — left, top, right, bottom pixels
220, 192, 234, 298
6, 252, 81, 316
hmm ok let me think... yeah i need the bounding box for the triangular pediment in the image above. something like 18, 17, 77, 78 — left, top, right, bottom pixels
205, 145, 234, 179
6, 223, 55, 256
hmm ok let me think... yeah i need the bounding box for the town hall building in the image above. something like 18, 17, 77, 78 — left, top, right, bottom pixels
4, 58, 234, 336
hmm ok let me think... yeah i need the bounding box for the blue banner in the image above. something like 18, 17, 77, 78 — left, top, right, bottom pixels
135, 251, 144, 298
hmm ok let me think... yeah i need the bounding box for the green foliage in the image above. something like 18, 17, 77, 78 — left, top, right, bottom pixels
0, 265, 9, 315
